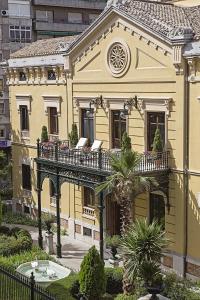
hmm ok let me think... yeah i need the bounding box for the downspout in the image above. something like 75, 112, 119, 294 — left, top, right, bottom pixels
183, 58, 189, 277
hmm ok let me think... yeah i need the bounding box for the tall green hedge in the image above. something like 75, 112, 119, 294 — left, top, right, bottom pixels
0, 226, 32, 256
79, 246, 106, 300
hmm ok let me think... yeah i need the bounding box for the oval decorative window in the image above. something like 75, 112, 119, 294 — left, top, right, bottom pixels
107, 41, 130, 77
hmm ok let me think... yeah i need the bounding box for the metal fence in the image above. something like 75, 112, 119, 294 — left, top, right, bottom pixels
0, 266, 56, 300
38, 141, 169, 174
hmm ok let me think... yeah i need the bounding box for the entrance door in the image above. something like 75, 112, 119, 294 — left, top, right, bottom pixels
106, 195, 121, 236
149, 193, 165, 229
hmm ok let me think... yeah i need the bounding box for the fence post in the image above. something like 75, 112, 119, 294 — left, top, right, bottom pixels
30, 272, 35, 300
98, 148, 102, 169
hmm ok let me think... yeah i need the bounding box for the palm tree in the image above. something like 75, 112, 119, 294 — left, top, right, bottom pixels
96, 150, 157, 234
96, 149, 157, 293
120, 219, 168, 291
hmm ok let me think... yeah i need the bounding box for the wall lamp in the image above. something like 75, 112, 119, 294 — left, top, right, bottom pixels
89, 95, 103, 109
120, 95, 138, 119
86, 95, 103, 117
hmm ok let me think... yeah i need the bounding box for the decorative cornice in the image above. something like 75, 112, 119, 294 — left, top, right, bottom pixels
42, 95, 61, 116
103, 96, 131, 113
73, 96, 102, 112
137, 96, 172, 116
16, 95, 32, 114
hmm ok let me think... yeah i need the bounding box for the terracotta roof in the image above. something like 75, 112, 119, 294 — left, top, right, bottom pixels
118, 0, 200, 40
10, 35, 78, 58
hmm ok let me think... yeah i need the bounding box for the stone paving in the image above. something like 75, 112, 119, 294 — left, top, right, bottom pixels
5, 223, 115, 271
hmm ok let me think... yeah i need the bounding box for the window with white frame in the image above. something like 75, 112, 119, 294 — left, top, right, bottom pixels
9, 26, 31, 43
9, 2, 30, 18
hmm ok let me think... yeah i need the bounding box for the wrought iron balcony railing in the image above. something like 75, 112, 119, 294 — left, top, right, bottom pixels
37, 140, 169, 174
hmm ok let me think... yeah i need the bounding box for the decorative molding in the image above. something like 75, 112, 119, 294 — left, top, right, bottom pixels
42, 95, 61, 115
103, 96, 131, 113
16, 95, 32, 113
106, 39, 130, 77
72, 19, 171, 68
137, 96, 172, 116
73, 96, 101, 112
172, 45, 183, 75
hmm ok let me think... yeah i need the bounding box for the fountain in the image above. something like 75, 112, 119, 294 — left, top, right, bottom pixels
16, 260, 71, 287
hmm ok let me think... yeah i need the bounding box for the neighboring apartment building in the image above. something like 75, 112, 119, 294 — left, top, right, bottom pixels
0, 0, 105, 153
0, 0, 32, 153
31, 0, 106, 40
7, 0, 200, 279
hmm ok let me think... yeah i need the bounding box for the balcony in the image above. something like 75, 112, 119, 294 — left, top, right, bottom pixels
37, 141, 169, 175
33, 20, 89, 33
83, 206, 95, 217
33, 0, 106, 10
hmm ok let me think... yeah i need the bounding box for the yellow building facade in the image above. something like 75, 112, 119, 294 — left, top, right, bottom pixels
7, 0, 200, 279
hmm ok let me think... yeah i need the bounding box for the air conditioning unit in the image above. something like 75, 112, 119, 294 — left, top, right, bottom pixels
1, 10, 9, 17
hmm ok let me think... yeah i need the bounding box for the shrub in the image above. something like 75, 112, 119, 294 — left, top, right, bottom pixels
0, 227, 32, 256
0, 225, 10, 235
152, 128, 163, 153
115, 294, 137, 300
105, 267, 123, 295
79, 246, 105, 300
47, 273, 79, 300
162, 272, 200, 300
2, 212, 39, 227
0, 246, 55, 271
68, 123, 78, 148
41, 125, 48, 142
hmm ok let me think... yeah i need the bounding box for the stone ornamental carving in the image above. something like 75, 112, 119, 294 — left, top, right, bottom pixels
107, 41, 130, 77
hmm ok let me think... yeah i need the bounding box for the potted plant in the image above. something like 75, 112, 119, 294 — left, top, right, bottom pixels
121, 219, 168, 297
152, 128, 163, 165
105, 235, 121, 265
69, 123, 78, 148
41, 125, 48, 143
43, 213, 55, 234
141, 261, 163, 300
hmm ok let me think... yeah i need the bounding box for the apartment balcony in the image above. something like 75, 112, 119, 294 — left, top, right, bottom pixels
32, 0, 106, 10
37, 141, 169, 176
33, 20, 89, 33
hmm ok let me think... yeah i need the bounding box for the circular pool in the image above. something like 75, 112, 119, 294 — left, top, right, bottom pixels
16, 260, 71, 287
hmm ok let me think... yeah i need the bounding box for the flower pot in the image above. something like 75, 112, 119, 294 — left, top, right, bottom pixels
145, 285, 162, 300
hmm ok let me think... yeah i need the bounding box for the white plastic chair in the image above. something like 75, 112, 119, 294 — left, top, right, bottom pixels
75, 137, 88, 149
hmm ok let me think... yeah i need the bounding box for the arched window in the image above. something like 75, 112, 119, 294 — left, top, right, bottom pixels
150, 193, 165, 230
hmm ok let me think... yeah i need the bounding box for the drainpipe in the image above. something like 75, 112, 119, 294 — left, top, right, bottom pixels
183, 58, 189, 277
